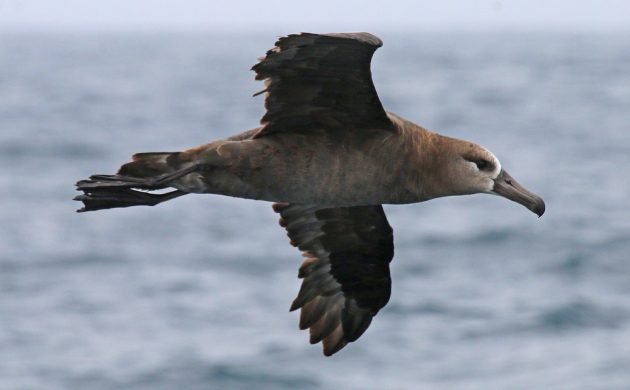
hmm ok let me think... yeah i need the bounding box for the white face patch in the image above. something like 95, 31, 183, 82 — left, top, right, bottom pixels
459, 143, 504, 194
490, 154, 502, 179
473, 146, 502, 193
477, 146, 502, 179
488, 153, 502, 192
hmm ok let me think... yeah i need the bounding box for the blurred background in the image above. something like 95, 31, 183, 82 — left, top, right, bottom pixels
1, 1, 629, 389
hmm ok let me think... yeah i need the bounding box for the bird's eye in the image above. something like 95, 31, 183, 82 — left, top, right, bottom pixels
476, 160, 489, 170
471, 158, 492, 171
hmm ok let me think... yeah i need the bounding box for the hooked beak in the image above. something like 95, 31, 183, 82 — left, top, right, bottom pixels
491, 169, 545, 217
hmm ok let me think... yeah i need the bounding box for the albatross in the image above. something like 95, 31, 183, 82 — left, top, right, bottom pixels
75, 32, 545, 356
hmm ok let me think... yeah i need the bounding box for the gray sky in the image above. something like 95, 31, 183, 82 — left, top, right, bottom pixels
0, 0, 629, 32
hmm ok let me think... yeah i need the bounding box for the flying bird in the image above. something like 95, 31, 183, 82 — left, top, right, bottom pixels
75, 32, 545, 356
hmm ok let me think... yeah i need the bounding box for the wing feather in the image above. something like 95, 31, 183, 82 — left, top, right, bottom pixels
273, 202, 394, 356
252, 33, 393, 137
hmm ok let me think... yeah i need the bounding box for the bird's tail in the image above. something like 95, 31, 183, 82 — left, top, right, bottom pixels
74, 152, 195, 212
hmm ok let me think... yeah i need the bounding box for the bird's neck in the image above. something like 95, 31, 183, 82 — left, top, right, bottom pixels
390, 115, 459, 202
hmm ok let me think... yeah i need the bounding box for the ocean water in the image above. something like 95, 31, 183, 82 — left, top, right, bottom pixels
1, 31, 629, 389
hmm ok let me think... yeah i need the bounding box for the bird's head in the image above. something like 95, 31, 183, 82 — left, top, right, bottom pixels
433, 137, 545, 217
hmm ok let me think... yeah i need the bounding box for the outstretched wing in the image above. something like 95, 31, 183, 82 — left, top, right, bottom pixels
273, 203, 394, 356
252, 32, 393, 137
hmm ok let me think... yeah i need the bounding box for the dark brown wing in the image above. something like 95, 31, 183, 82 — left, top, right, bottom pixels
252, 32, 393, 137
273, 203, 394, 356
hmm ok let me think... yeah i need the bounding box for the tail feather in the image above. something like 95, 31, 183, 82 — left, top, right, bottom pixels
74, 186, 186, 212
74, 152, 195, 212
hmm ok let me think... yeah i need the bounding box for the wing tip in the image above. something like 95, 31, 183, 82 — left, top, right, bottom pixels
283, 31, 382, 47
321, 325, 348, 356
320, 32, 383, 47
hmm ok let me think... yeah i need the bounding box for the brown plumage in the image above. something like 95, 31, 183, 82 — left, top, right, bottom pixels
75, 32, 545, 356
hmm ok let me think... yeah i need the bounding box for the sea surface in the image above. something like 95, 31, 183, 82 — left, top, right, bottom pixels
1, 31, 629, 390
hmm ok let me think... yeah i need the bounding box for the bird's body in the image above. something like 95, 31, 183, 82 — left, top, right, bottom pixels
121, 113, 459, 206
75, 32, 545, 356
